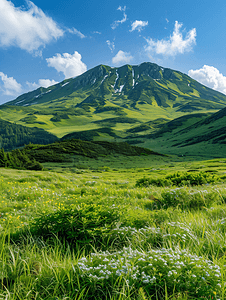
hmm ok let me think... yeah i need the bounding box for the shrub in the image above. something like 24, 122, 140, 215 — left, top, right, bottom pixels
30, 204, 121, 249
136, 172, 220, 187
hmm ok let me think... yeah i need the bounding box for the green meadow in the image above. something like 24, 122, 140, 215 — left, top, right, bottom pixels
1, 62, 226, 299
1, 154, 226, 299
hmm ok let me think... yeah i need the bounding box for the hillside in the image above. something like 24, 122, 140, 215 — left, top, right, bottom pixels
1, 62, 226, 158
23, 138, 164, 164
0, 118, 58, 150
138, 107, 226, 158
0, 62, 226, 140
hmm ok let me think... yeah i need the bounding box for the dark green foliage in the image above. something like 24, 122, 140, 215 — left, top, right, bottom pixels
62, 127, 119, 141
94, 117, 138, 124
94, 141, 162, 156
24, 139, 110, 162
166, 171, 220, 186
0, 148, 7, 167
19, 115, 37, 124
23, 139, 163, 163
135, 176, 170, 187
50, 113, 70, 122
136, 172, 221, 187
30, 204, 121, 248
1, 148, 44, 170
0, 119, 58, 151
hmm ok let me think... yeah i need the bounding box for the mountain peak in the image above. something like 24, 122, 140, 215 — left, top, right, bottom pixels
2, 62, 226, 114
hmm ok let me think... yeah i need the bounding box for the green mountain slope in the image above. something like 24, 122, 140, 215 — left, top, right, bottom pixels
0, 62, 226, 140
1, 62, 226, 158
139, 108, 226, 158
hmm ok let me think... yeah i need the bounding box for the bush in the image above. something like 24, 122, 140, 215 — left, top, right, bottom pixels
30, 204, 121, 249
136, 172, 220, 187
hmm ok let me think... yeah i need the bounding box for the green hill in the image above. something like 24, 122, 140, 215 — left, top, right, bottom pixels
1, 62, 226, 158
138, 108, 226, 158
22, 139, 164, 163
1, 62, 226, 138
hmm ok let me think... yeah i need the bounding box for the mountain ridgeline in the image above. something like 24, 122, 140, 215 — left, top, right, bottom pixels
5, 62, 226, 111
0, 62, 226, 158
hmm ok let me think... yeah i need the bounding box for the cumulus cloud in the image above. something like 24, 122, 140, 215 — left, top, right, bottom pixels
46, 51, 87, 79
112, 50, 133, 65
26, 78, 59, 90
188, 65, 226, 95
145, 21, 196, 57
0, 0, 64, 53
0, 72, 22, 96
67, 28, 86, 39
130, 20, 148, 32
111, 6, 127, 29
106, 40, 115, 52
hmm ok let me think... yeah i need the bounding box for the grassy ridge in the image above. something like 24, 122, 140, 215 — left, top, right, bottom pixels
22, 139, 164, 163
140, 107, 226, 158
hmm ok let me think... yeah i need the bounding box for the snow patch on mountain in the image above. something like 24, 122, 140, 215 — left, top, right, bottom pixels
61, 82, 70, 88
101, 75, 108, 84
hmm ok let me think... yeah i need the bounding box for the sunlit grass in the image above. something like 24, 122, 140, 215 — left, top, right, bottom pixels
0, 165, 226, 299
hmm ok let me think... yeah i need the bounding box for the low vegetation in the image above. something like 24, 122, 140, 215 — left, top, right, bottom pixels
0, 148, 43, 170
0, 157, 226, 299
136, 171, 221, 187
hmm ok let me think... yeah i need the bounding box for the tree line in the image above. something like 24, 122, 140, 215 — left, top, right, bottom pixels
0, 119, 57, 151
0, 148, 43, 170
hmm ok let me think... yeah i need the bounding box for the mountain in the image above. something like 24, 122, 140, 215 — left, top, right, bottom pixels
0, 62, 226, 158
5, 62, 226, 110
1, 62, 226, 137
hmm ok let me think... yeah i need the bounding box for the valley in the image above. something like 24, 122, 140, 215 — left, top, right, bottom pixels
0, 62, 226, 299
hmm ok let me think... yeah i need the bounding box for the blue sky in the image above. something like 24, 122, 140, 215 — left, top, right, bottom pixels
1, 0, 226, 104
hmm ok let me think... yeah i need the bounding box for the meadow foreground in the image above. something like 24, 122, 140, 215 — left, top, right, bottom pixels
0, 159, 226, 299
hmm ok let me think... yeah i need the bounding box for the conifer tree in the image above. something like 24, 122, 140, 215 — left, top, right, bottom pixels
0, 148, 7, 167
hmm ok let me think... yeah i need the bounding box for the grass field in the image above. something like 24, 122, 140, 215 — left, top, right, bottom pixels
1, 154, 226, 299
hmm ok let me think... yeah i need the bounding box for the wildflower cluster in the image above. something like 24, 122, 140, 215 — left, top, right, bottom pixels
76, 247, 221, 299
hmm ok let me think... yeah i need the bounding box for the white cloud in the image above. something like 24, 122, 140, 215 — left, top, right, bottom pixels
93, 31, 102, 35
0, 72, 22, 96
46, 51, 87, 79
117, 5, 126, 11
67, 28, 86, 39
106, 40, 115, 52
188, 65, 226, 95
26, 79, 59, 90
0, 0, 64, 53
39, 79, 58, 88
111, 5, 127, 29
145, 21, 196, 57
112, 50, 133, 65
130, 20, 148, 32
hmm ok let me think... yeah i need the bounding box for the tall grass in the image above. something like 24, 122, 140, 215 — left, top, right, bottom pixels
0, 167, 226, 299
